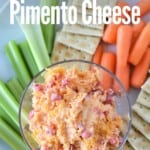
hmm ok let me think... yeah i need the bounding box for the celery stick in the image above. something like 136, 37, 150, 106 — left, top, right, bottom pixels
19, 41, 39, 76
0, 106, 20, 133
0, 80, 19, 127
5, 41, 31, 88
40, 0, 59, 54
6, 77, 23, 102
0, 118, 27, 150
18, 17, 51, 71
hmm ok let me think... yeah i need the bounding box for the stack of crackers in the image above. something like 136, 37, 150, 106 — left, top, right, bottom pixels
126, 74, 150, 150
51, 0, 117, 63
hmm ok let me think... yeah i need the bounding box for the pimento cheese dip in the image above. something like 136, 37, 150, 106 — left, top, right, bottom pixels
29, 67, 123, 150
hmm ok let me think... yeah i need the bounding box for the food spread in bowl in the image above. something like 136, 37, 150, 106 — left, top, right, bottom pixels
28, 66, 123, 150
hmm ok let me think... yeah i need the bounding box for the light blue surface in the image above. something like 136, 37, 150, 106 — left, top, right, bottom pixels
0, 140, 12, 150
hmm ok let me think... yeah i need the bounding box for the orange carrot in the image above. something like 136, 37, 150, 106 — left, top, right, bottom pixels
102, 1, 130, 44
129, 23, 150, 65
136, 0, 150, 16
117, 25, 133, 67
92, 44, 103, 64
114, 64, 130, 92
132, 19, 145, 40
117, 0, 131, 17
100, 52, 116, 89
103, 24, 121, 44
131, 48, 150, 88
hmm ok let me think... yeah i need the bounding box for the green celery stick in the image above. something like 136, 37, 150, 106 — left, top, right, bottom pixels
18, 17, 51, 71
6, 77, 24, 102
19, 41, 39, 76
0, 118, 27, 150
0, 80, 19, 127
5, 41, 31, 88
0, 106, 20, 133
40, 0, 59, 54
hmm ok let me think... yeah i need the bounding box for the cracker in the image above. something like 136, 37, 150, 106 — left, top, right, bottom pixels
123, 142, 134, 150
62, 24, 103, 37
77, 5, 99, 17
128, 127, 150, 150
72, 0, 109, 8
51, 43, 92, 63
137, 91, 150, 108
132, 111, 150, 140
56, 32, 100, 54
142, 77, 150, 94
77, 14, 104, 30
132, 103, 150, 123
67, 1, 104, 29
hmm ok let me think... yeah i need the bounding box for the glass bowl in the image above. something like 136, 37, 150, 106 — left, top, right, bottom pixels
19, 60, 132, 150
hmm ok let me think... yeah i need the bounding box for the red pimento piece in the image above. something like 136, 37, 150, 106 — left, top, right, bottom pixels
40, 145, 51, 150
28, 110, 35, 120
81, 130, 92, 138
61, 78, 68, 86
33, 83, 45, 91
104, 111, 109, 117
99, 137, 105, 145
77, 123, 85, 131
103, 99, 113, 105
55, 73, 62, 80
85, 92, 92, 100
107, 88, 115, 96
48, 81, 55, 88
70, 144, 76, 150
51, 93, 62, 101
93, 107, 102, 116
109, 136, 118, 145
49, 123, 57, 135
93, 82, 101, 90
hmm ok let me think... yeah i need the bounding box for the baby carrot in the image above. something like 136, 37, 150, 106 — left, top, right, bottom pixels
117, 25, 133, 67
92, 44, 103, 64
131, 48, 150, 88
102, 1, 130, 44
132, 20, 145, 48
136, 0, 150, 16
100, 52, 116, 89
114, 64, 130, 92
103, 24, 121, 44
129, 23, 150, 65
132, 19, 145, 40
117, 0, 131, 17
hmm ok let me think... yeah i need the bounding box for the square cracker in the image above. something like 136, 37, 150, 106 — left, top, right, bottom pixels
136, 91, 150, 108
132, 103, 150, 123
56, 31, 100, 55
142, 77, 150, 94
132, 111, 150, 140
67, 0, 104, 29
51, 43, 92, 63
72, 0, 109, 8
128, 127, 150, 150
62, 24, 103, 37
123, 142, 134, 150
77, 14, 104, 30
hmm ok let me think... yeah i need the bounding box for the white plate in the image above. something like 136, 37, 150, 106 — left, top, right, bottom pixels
0, 0, 149, 149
